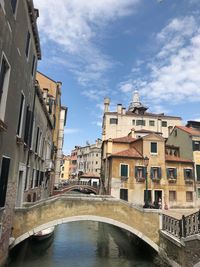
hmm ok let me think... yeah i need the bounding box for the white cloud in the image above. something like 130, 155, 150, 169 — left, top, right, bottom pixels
119, 16, 200, 107
34, 0, 140, 97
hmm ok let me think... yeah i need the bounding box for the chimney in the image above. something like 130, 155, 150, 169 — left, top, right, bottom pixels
104, 97, 110, 113
128, 128, 135, 138
122, 107, 126, 115
117, 104, 122, 114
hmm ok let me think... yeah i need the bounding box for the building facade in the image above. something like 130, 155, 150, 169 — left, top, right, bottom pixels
60, 155, 70, 182
167, 123, 200, 206
36, 71, 67, 188
76, 139, 102, 177
102, 133, 195, 209
102, 91, 182, 141
0, 0, 41, 264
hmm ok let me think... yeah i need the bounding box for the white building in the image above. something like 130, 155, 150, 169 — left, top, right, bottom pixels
77, 139, 102, 177
102, 91, 182, 141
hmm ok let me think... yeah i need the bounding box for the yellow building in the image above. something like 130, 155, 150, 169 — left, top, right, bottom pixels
36, 71, 67, 188
102, 132, 195, 209
60, 155, 70, 182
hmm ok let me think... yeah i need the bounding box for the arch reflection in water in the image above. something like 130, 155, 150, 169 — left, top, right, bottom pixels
6, 221, 158, 267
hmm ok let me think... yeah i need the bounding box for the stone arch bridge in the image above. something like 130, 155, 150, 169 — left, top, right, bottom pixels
12, 195, 160, 251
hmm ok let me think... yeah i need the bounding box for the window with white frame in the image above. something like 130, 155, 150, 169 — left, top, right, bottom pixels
135, 166, 146, 179
184, 168, 193, 180
186, 191, 193, 202
120, 164, 129, 178
0, 54, 10, 121
169, 190, 176, 201
150, 142, 157, 154
167, 168, 177, 179
150, 167, 161, 179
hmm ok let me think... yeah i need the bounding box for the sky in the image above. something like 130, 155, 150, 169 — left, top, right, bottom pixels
33, 0, 200, 155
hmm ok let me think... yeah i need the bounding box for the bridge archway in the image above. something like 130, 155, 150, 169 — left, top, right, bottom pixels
13, 215, 159, 251
12, 195, 160, 252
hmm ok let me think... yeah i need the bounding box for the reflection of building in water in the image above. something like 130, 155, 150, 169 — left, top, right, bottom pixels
96, 223, 110, 257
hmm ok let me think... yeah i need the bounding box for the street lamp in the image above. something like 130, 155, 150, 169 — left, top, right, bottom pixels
144, 156, 149, 208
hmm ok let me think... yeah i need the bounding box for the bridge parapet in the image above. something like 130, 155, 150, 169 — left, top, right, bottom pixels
12, 195, 161, 251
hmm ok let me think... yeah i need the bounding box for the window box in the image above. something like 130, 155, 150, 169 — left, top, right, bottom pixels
168, 178, 177, 183
0, 119, 7, 131
151, 177, 161, 183
16, 136, 24, 145
136, 177, 145, 182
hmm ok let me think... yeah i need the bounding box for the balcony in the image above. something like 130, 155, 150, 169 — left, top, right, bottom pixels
151, 177, 161, 183
185, 178, 194, 184
45, 159, 54, 171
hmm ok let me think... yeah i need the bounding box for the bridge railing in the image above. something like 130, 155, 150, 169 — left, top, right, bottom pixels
162, 210, 200, 238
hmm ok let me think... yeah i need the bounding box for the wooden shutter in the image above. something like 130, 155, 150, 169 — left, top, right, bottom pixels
158, 167, 162, 178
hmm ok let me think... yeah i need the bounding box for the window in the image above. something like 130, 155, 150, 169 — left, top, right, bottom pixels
151, 142, 157, 154
10, 0, 17, 13
96, 154, 98, 157
184, 168, 193, 180
0, 157, 10, 207
24, 106, 31, 145
196, 165, 200, 181
25, 31, 30, 58
35, 170, 39, 187
136, 120, 145, 126
17, 93, 25, 137
31, 169, 35, 188
162, 121, 167, 127
135, 166, 146, 180
197, 188, 200, 198
24, 167, 30, 191
150, 167, 161, 179
132, 120, 135, 125
169, 191, 176, 201
120, 189, 128, 201
149, 120, 155, 126
193, 141, 200, 151
0, 55, 10, 121
96, 161, 98, 164
39, 172, 44, 186
110, 118, 118, 124
120, 164, 128, 178
31, 55, 36, 76
167, 168, 177, 179
35, 127, 40, 153
186, 191, 193, 202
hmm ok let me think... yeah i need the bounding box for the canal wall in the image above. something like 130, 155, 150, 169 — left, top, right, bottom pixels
159, 231, 200, 267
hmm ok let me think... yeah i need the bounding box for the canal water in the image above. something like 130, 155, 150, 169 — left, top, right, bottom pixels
6, 221, 159, 267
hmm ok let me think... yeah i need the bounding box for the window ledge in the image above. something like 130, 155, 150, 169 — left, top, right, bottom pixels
121, 176, 128, 182
185, 179, 194, 184
136, 177, 145, 182
16, 136, 24, 145
0, 119, 8, 132
168, 178, 177, 183
151, 178, 161, 183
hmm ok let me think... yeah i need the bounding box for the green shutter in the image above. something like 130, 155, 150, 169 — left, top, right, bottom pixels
143, 167, 147, 178
135, 166, 138, 178
158, 167, 162, 178
121, 164, 128, 177
166, 168, 170, 178
150, 167, 154, 179
196, 165, 200, 181
184, 169, 187, 179
174, 168, 177, 179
